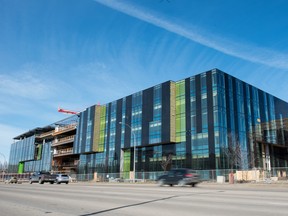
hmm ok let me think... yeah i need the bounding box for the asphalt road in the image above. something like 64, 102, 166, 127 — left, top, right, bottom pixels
1, 182, 288, 216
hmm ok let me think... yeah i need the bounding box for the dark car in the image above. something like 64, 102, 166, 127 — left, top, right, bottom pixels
55, 174, 69, 184
157, 168, 201, 187
29, 171, 57, 184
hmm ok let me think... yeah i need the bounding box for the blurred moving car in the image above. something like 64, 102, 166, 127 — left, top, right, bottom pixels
5, 177, 18, 184
157, 168, 201, 187
55, 174, 69, 184
109, 177, 124, 182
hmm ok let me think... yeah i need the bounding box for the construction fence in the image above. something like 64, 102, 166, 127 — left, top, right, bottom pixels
1, 167, 288, 183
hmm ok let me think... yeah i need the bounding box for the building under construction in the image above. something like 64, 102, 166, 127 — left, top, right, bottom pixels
8, 69, 288, 180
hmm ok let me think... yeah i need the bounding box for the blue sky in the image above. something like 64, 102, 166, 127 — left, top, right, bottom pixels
1, 0, 288, 161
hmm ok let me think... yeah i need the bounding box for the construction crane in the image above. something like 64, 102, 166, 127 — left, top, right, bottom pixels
58, 107, 79, 115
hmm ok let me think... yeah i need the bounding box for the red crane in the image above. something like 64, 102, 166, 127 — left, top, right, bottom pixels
58, 107, 79, 115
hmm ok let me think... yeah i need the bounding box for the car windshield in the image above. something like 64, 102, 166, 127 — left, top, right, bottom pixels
189, 170, 197, 174
40, 172, 51, 175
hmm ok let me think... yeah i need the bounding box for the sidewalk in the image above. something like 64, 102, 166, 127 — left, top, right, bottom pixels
199, 179, 288, 189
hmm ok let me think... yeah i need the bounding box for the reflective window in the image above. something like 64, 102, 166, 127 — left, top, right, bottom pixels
132, 91, 143, 146
176, 80, 186, 142
149, 85, 162, 144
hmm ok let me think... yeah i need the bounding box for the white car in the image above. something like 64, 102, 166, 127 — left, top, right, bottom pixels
55, 174, 69, 184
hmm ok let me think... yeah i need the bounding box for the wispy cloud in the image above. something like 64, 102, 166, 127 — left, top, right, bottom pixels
0, 73, 52, 99
71, 62, 137, 104
95, 0, 288, 69
0, 64, 85, 120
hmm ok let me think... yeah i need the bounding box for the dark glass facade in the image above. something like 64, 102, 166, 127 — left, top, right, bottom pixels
8, 69, 288, 179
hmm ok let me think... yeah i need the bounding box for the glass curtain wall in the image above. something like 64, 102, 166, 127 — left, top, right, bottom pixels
191, 73, 210, 169
175, 80, 186, 142
175, 80, 186, 169
108, 101, 117, 173
131, 92, 143, 172
131, 92, 143, 147
149, 85, 162, 144
120, 98, 126, 149
24, 141, 52, 172
8, 136, 36, 173
214, 72, 227, 169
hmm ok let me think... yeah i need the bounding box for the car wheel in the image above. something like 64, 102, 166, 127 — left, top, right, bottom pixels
157, 179, 164, 187
191, 183, 196, 187
29, 180, 33, 184
178, 180, 185, 187
66, 182, 69, 184
39, 179, 44, 184
50, 181, 54, 184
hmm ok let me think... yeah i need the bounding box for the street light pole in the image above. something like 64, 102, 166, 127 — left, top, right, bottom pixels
119, 122, 136, 183
0, 153, 7, 182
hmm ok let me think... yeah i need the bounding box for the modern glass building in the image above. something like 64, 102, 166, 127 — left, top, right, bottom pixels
8, 69, 288, 180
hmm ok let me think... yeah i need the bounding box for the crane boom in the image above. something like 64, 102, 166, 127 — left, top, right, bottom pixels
58, 108, 79, 115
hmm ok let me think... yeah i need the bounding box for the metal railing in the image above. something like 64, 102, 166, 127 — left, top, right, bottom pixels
36, 131, 54, 139
52, 135, 75, 146
52, 124, 77, 136
53, 148, 73, 156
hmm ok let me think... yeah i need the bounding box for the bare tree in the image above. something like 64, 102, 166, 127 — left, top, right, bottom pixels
224, 132, 259, 182
160, 154, 173, 172
0, 161, 8, 172
247, 132, 260, 169
224, 133, 243, 172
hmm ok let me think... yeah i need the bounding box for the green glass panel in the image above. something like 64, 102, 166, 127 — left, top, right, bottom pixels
99, 106, 106, 152
37, 144, 42, 160
175, 81, 186, 142
123, 150, 131, 173
18, 162, 24, 174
